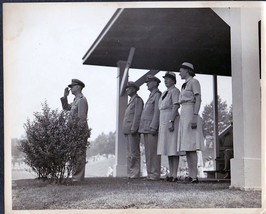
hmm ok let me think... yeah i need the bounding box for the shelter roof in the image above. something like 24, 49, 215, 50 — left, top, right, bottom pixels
83, 8, 231, 76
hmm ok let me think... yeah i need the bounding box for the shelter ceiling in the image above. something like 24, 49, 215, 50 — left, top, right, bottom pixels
83, 8, 231, 76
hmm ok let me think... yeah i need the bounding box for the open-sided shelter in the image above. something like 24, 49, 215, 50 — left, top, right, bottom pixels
83, 7, 261, 190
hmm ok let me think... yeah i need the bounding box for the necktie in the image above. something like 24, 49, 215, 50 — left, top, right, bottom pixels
162, 91, 168, 100
182, 82, 187, 90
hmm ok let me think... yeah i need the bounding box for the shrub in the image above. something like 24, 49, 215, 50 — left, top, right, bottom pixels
18, 101, 91, 183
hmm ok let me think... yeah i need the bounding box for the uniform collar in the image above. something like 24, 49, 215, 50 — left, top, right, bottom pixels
129, 94, 137, 103
185, 76, 193, 83
149, 88, 160, 97
167, 85, 175, 91
131, 94, 137, 99
74, 93, 83, 100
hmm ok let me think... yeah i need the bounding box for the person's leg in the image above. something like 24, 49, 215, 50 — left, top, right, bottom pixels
143, 134, 151, 179
147, 134, 161, 180
72, 148, 87, 181
171, 156, 179, 180
126, 135, 132, 178
186, 151, 198, 181
168, 156, 173, 179
129, 134, 140, 178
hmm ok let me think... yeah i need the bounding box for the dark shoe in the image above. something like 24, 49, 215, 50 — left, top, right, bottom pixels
165, 176, 173, 182
184, 177, 193, 183
147, 177, 160, 181
190, 177, 199, 183
129, 176, 139, 179
127, 176, 139, 180
184, 177, 198, 183
172, 177, 178, 182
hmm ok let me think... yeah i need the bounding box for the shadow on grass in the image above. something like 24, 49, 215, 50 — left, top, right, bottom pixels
12, 177, 261, 210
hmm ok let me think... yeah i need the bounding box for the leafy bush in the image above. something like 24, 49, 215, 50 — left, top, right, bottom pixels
19, 101, 91, 183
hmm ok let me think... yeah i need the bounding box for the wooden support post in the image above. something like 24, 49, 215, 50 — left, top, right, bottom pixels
213, 75, 219, 175
230, 8, 261, 190
113, 61, 128, 177
120, 47, 135, 96
114, 47, 136, 177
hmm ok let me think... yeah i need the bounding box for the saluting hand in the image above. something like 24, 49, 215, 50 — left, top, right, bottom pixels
64, 87, 70, 98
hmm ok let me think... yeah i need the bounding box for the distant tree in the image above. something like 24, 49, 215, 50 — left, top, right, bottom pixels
202, 96, 232, 138
11, 138, 24, 166
11, 138, 23, 159
201, 97, 232, 163
87, 131, 115, 156
202, 103, 213, 138
18, 101, 91, 183
228, 104, 233, 122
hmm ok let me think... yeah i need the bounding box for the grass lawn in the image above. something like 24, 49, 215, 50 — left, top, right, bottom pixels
12, 177, 261, 210
12, 157, 116, 180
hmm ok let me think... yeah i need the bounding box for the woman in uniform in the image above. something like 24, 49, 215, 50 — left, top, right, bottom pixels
177, 62, 204, 183
157, 72, 183, 182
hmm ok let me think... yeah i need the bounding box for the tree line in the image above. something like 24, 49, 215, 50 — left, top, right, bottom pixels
87, 132, 116, 157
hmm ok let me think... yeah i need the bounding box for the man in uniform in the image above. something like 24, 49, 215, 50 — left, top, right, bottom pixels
61, 79, 89, 182
122, 81, 144, 179
139, 75, 162, 181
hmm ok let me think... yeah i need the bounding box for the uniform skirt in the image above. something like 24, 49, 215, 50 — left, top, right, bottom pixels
157, 109, 184, 156
177, 103, 204, 152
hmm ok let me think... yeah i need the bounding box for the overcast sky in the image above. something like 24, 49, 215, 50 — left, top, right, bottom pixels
4, 3, 232, 141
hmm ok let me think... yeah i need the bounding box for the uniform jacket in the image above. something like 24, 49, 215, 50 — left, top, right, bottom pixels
60, 93, 88, 126
139, 89, 161, 133
179, 77, 201, 104
122, 94, 144, 134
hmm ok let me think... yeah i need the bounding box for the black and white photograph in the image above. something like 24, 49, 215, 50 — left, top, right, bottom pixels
3, 1, 265, 213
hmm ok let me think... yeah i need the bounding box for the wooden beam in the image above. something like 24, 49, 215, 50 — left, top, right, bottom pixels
120, 47, 135, 96
135, 69, 160, 87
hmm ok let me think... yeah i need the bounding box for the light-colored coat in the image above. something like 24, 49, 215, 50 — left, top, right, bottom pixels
122, 94, 144, 134
122, 94, 143, 178
61, 94, 88, 124
139, 89, 162, 180
139, 89, 161, 133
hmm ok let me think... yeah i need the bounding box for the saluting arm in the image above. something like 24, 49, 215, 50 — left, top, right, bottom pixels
60, 97, 71, 111
61, 87, 71, 111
